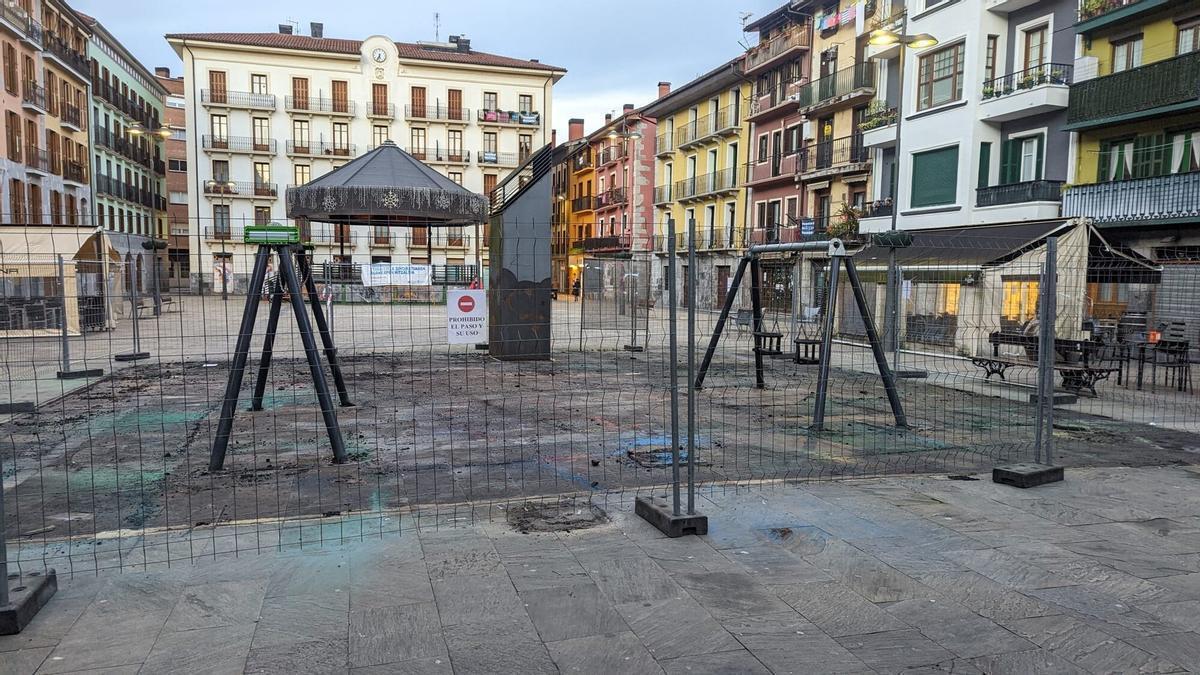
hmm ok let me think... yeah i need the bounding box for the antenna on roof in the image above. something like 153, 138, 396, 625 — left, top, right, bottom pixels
739, 11, 753, 28
434, 12, 440, 41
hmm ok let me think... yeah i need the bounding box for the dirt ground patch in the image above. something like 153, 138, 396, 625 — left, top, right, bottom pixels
3, 349, 1197, 540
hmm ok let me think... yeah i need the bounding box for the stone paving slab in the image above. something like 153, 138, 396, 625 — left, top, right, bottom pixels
5, 465, 1200, 673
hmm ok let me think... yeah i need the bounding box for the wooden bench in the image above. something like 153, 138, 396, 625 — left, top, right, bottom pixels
972, 332, 1118, 396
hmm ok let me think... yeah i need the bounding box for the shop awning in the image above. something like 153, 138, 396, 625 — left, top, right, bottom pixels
853, 220, 1075, 271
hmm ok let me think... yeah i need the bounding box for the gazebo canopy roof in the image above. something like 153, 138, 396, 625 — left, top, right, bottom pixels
285, 140, 488, 226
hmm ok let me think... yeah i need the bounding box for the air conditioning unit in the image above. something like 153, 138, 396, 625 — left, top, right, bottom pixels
802, 120, 814, 139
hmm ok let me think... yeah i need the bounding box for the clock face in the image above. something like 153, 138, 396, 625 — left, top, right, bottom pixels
372, 48, 387, 63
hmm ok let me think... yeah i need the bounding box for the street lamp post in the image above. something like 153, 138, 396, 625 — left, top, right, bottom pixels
608, 124, 643, 353
129, 123, 172, 316
868, 20, 938, 367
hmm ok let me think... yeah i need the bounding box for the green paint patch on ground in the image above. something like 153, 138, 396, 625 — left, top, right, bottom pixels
254, 387, 315, 410
66, 467, 166, 493
815, 422, 952, 455
79, 409, 208, 433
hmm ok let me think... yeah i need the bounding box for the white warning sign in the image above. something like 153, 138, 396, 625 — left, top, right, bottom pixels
447, 289, 488, 344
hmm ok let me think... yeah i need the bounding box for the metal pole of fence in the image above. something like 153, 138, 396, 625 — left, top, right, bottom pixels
812, 248, 844, 431
1, 452, 8, 608
667, 216, 681, 516
686, 217, 697, 515
57, 255, 70, 375
114, 262, 150, 362
1043, 237, 1058, 465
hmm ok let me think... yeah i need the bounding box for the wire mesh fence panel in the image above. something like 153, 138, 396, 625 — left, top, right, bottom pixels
3, 217, 1196, 575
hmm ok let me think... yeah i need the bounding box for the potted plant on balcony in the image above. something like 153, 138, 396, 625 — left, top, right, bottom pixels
828, 201, 860, 240
982, 83, 996, 99
1049, 68, 1068, 85
1017, 73, 1038, 90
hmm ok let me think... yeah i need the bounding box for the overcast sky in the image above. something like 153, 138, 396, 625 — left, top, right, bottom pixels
73, 0, 784, 138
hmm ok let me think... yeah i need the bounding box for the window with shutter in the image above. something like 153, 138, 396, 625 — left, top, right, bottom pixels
999, 139, 1019, 185
978, 142, 991, 189
910, 145, 959, 207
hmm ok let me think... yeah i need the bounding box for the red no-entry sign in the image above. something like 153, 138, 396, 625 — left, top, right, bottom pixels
447, 289, 487, 344
457, 295, 475, 313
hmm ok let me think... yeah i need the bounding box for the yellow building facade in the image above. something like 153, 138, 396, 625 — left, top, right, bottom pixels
1063, 0, 1200, 252
644, 58, 752, 309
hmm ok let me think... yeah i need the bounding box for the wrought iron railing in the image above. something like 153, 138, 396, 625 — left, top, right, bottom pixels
796, 63, 875, 109
60, 101, 82, 128
285, 96, 356, 115
405, 104, 470, 122
571, 196, 594, 212
656, 132, 674, 156
654, 184, 672, 204
203, 135, 278, 153
976, 180, 1064, 207
477, 109, 541, 126
201, 89, 277, 109
367, 102, 396, 119
596, 144, 628, 166
674, 168, 738, 199
286, 140, 355, 156
202, 180, 279, 198
1079, 0, 1145, 21
43, 33, 88, 75
981, 63, 1072, 100
478, 150, 519, 166
798, 136, 869, 174
1062, 172, 1200, 224
745, 23, 811, 72
1067, 51, 1200, 126
594, 187, 628, 209
21, 80, 46, 110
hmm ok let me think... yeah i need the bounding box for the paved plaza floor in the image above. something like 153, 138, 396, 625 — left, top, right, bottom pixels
5, 464, 1200, 674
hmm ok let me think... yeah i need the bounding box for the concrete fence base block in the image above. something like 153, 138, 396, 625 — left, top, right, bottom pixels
635, 495, 708, 538
1028, 392, 1078, 405
0, 570, 57, 635
993, 463, 1064, 489
57, 368, 104, 380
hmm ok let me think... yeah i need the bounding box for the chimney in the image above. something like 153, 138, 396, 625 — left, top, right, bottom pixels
551, 129, 557, 147
450, 34, 470, 52
310, 22, 323, 38
604, 112, 612, 124
568, 118, 585, 141
622, 104, 635, 114
155, 66, 170, 78
658, 81, 671, 98
278, 24, 293, 35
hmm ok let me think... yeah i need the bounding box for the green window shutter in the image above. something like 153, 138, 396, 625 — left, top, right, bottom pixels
1152, 133, 1170, 176
1035, 134, 1044, 181
1132, 135, 1152, 179
911, 145, 959, 208
1097, 142, 1111, 182
999, 139, 1018, 185
978, 142, 991, 189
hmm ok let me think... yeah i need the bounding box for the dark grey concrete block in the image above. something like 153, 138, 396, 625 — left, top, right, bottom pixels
1028, 393, 1078, 405
635, 495, 708, 538
0, 570, 57, 636
994, 463, 1064, 489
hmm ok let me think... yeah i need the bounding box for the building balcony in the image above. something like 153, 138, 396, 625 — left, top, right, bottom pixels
798, 136, 870, 181
154, 158, 166, 175
975, 180, 1064, 207
984, 0, 1043, 13
858, 104, 897, 148
285, 96, 355, 116
594, 187, 627, 210
676, 104, 741, 149
654, 184, 673, 205
979, 63, 1071, 123
201, 89, 277, 110
369, 231, 396, 248
746, 152, 800, 187
572, 152, 593, 173
42, 33, 88, 79
0, 3, 40, 46
478, 150, 520, 167
797, 64, 875, 117
747, 79, 805, 123
476, 109, 541, 127
203, 180, 279, 200
422, 148, 470, 165
25, 146, 50, 175
1067, 51, 1200, 130
286, 140, 355, 157
203, 135, 277, 155
21, 81, 47, 114
366, 102, 396, 120
571, 196, 594, 213
665, 226, 746, 252
675, 167, 739, 202
596, 144, 627, 167
92, 81, 156, 128
744, 23, 811, 76
1075, 0, 1174, 34
63, 161, 88, 186
655, 132, 674, 158
1062, 171, 1200, 225
582, 233, 631, 254
405, 104, 470, 123
59, 101, 82, 131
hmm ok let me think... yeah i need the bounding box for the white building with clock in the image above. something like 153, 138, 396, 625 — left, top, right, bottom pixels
167, 24, 564, 292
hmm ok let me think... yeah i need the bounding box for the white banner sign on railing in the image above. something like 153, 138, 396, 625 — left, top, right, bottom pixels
361, 263, 431, 287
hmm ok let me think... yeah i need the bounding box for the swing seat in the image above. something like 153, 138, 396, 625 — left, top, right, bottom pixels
753, 331, 784, 356
794, 338, 821, 365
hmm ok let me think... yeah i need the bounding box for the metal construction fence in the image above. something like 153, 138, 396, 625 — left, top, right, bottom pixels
1, 218, 1198, 576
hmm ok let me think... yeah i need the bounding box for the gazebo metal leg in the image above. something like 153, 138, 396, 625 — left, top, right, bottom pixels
295, 251, 353, 407
210, 245, 272, 471
278, 250, 348, 464
250, 275, 284, 412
